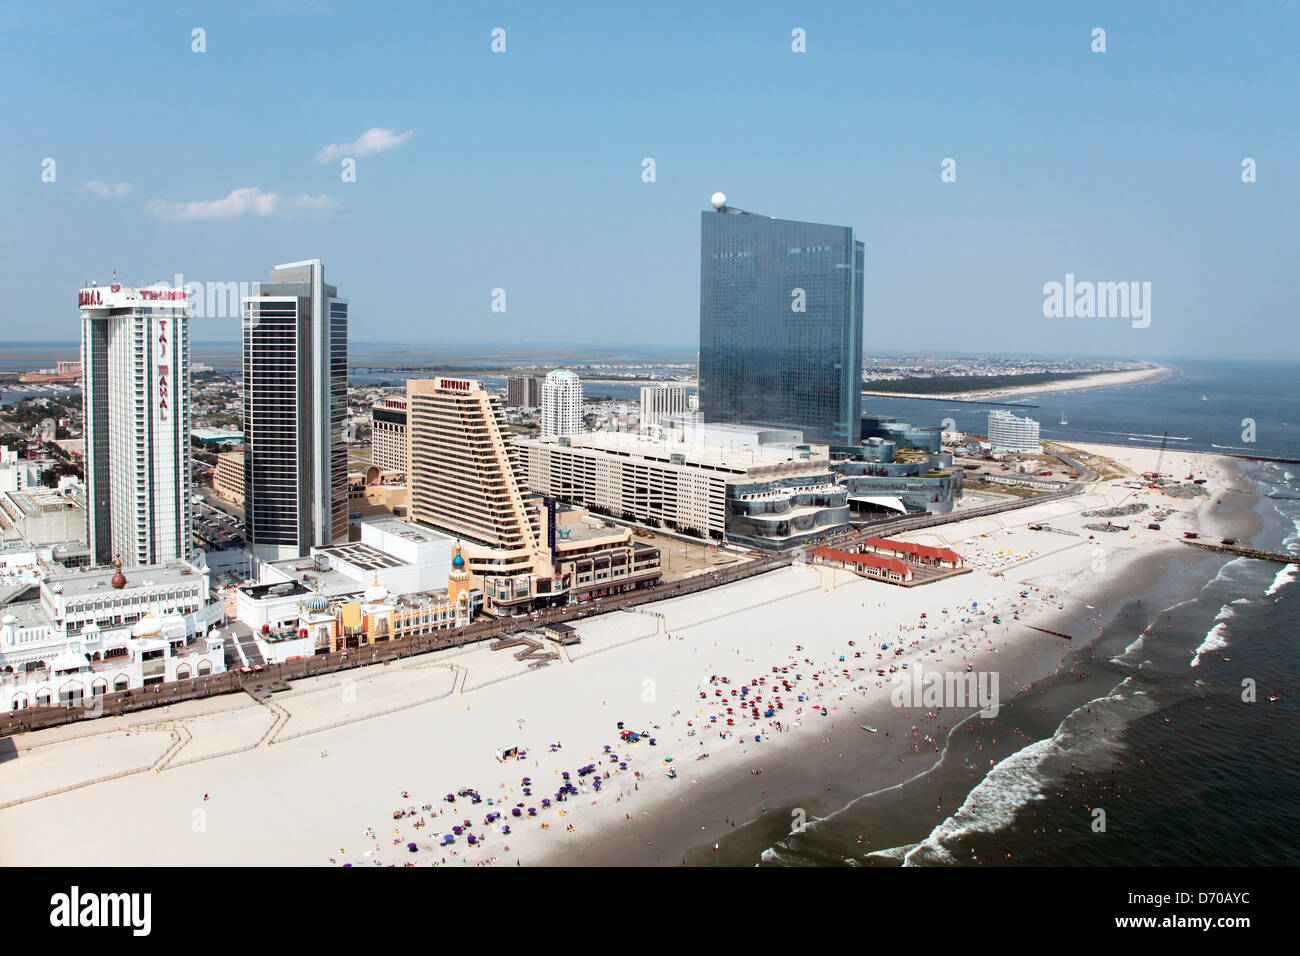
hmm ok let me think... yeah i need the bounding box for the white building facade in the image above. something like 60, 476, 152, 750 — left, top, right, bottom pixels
987, 410, 1043, 454
79, 283, 193, 567
639, 383, 688, 435
0, 446, 40, 492
0, 558, 224, 710
540, 369, 583, 438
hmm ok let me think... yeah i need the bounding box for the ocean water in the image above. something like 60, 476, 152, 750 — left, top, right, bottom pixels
863, 359, 1300, 461
751, 360, 1300, 867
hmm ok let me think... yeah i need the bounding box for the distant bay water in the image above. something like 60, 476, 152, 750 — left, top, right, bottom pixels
861, 360, 1300, 462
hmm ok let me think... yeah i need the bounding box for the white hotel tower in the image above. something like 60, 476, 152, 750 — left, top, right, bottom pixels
79, 281, 193, 567
987, 409, 1043, 454
540, 368, 583, 438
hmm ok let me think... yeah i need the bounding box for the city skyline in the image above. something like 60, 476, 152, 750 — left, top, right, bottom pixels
2, 1, 1296, 360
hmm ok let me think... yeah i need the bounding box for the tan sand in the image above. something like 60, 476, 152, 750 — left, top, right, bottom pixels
0, 445, 1240, 867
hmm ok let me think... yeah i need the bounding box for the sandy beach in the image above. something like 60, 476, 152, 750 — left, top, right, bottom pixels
862, 364, 1173, 401
0, 441, 1253, 867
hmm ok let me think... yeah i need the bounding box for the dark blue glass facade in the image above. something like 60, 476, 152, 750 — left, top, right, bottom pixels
699, 209, 864, 445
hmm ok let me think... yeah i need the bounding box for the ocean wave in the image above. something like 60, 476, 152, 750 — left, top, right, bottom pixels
1088, 429, 1191, 441
897, 681, 1151, 865
1190, 622, 1230, 668
1112, 587, 1220, 666
1266, 563, 1298, 598
1115, 627, 1152, 663
1206, 556, 1257, 588
863, 843, 914, 864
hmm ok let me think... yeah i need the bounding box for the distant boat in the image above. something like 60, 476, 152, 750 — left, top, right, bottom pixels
1059, 409, 1068, 425
860, 724, 878, 733
1201, 394, 1208, 401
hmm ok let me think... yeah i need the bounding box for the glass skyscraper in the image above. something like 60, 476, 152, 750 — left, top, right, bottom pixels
699, 203, 865, 445
241, 259, 348, 563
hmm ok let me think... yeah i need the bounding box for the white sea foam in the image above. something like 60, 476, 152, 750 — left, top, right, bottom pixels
864, 843, 914, 864
888, 682, 1151, 865
1266, 563, 1297, 598
1190, 621, 1230, 668
1117, 628, 1151, 661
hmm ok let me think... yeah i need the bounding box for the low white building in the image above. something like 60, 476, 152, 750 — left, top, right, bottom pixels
0, 446, 41, 492
1, 558, 225, 709
236, 518, 457, 638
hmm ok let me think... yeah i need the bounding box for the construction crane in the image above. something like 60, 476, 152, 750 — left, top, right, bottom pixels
1155, 430, 1168, 478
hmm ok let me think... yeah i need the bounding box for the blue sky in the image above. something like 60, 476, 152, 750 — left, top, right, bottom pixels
1, 0, 1296, 360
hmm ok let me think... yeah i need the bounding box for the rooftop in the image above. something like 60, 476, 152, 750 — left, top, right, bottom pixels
1, 600, 52, 629
362, 517, 450, 544
521, 432, 827, 477
46, 560, 202, 599
319, 542, 407, 572
239, 580, 313, 601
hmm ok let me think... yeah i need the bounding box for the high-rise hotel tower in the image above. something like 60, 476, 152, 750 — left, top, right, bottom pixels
241, 260, 348, 563
79, 281, 193, 567
406, 376, 551, 582
699, 195, 865, 445
540, 368, 583, 438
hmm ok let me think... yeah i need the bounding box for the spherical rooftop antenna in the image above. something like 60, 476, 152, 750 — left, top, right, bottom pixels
710, 192, 727, 210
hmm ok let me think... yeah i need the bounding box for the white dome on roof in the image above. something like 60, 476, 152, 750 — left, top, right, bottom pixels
131, 613, 163, 638
363, 579, 390, 604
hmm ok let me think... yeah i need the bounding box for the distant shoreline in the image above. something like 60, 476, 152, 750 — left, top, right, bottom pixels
862, 364, 1174, 402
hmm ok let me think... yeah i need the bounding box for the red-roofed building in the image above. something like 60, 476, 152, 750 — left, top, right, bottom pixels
859, 537, 964, 569
810, 546, 913, 583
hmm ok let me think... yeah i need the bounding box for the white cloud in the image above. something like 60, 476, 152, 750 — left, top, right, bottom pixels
315, 127, 413, 163
80, 180, 131, 198
145, 187, 338, 221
